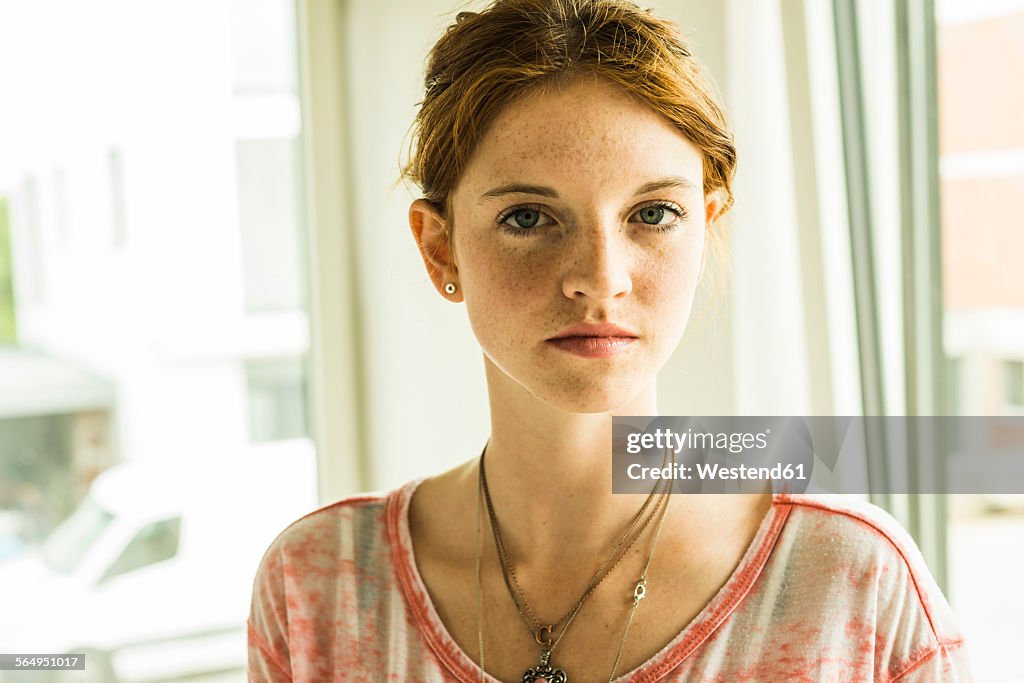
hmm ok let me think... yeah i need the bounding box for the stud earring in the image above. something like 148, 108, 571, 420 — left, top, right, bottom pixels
444, 282, 457, 294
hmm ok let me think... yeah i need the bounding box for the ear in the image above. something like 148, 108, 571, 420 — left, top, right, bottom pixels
698, 194, 720, 280
703, 192, 720, 226
409, 198, 462, 302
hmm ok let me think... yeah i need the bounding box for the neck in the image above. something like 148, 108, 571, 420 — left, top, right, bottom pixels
479, 357, 665, 567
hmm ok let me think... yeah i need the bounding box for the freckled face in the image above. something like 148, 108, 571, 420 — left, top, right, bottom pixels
450, 76, 711, 413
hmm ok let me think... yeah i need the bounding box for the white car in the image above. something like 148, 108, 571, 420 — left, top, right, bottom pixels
0, 439, 319, 683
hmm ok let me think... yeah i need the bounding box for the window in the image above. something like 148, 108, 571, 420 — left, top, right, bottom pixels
53, 167, 70, 245
246, 356, 309, 442
1005, 360, 1024, 407
109, 148, 127, 246
0, 0, 313, 678
235, 139, 306, 313
228, 0, 298, 93
19, 177, 45, 305
0, 198, 15, 342
946, 356, 961, 414
937, 3, 1024, 680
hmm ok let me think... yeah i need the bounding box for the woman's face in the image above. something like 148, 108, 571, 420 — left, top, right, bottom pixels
418, 76, 717, 413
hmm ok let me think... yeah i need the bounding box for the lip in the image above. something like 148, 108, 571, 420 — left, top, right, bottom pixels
548, 322, 640, 339
545, 322, 640, 359
546, 336, 638, 358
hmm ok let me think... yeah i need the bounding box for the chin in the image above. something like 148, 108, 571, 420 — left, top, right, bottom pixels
534, 379, 646, 415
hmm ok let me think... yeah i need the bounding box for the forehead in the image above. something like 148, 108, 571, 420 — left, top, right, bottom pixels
456, 75, 704, 196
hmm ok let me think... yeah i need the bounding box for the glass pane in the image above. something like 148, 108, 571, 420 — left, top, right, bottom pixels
1004, 360, 1024, 407
236, 138, 306, 313
246, 356, 310, 442
938, 2, 1024, 680
229, 0, 299, 93
0, 1, 316, 680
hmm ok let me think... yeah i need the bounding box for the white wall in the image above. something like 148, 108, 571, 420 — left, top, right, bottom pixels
341, 0, 492, 490
724, 0, 811, 415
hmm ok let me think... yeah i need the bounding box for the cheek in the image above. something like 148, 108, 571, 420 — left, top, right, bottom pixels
471, 255, 536, 308
458, 237, 553, 336
638, 239, 703, 303
460, 226, 553, 294
635, 240, 704, 354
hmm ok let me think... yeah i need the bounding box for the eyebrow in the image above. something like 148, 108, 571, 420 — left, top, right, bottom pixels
478, 176, 698, 203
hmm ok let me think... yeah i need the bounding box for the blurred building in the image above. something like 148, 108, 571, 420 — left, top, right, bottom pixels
0, 0, 310, 528
939, 8, 1024, 416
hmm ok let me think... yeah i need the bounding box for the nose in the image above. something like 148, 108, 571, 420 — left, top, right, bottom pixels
560, 220, 633, 301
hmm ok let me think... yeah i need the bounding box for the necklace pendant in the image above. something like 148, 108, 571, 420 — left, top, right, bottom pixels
521, 650, 567, 683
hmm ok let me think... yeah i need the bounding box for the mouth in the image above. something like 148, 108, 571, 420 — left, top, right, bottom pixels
545, 321, 640, 358
545, 335, 638, 358
548, 322, 640, 339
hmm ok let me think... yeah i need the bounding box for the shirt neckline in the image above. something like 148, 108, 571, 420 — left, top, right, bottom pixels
387, 477, 794, 682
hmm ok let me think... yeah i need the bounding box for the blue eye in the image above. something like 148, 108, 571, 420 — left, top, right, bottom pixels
508, 208, 542, 229
496, 204, 553, 235
637, 206, 666, 224
631, 201, 687, 230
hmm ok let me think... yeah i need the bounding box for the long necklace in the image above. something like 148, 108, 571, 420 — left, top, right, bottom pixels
480, 446, 669, 652
475, 445, 675, 683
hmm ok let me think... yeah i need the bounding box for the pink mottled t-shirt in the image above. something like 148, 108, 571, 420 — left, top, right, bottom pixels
247, 479, 973, 681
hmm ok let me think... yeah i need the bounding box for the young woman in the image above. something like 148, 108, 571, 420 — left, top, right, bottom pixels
247, 0, 973, 680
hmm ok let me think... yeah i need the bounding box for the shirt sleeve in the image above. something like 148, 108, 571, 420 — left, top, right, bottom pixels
775, 495, 977, 682
892, 640, 973, 682
865, 502, 976, 683
248, 621, 293, 683
247, 539, 293, 682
